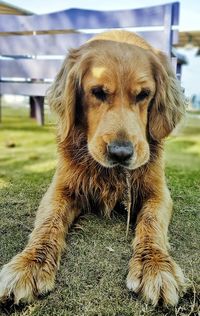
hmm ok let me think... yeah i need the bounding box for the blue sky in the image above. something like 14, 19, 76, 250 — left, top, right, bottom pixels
5, 0, 200, 31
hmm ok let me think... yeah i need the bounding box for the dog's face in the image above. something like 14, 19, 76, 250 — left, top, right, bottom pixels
82, 44, 155, 169
48, 32, 185, 169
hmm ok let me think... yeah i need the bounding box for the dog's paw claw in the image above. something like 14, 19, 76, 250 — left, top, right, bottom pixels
127, 253, 185, 306
0, 253, 55, 304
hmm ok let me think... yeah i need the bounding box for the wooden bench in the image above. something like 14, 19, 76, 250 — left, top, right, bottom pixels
0, 2, 180, 124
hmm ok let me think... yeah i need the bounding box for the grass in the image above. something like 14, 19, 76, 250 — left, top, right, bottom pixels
0, 106, 199, 316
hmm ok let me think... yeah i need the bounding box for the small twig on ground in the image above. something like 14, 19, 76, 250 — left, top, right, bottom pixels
187, 279, 197, 316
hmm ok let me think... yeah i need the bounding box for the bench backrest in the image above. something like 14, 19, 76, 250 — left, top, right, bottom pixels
0, 2, 180, 96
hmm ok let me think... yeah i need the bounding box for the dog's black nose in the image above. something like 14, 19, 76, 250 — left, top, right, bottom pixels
107, 141, 134, 163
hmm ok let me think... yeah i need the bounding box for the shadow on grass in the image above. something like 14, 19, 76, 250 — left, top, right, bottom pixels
0, 301, 29, 316
0, 155, 56, 172
166, 138, 200, 155
0, 166, 54, 254
0, 107, 55, 134
1, 124, 55, 133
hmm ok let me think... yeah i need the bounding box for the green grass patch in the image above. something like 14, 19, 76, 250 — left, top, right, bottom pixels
0, 106, 199, 315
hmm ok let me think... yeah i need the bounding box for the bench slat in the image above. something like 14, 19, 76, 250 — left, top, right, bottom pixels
0, 30, 178, 56
0, 3, 179, 33
0, 59, 63, 79
0, 82, 50, 96
0, 33, 91, 55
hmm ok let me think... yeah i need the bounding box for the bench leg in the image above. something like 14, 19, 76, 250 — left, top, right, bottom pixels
29, 96, 44, 125
30, 97, 36, 119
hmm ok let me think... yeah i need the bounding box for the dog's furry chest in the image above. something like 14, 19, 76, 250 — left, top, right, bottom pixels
66, 163, 131, 216
88, 172, 129, 216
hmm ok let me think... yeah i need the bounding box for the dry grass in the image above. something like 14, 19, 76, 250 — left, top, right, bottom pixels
0, 106, 199, 316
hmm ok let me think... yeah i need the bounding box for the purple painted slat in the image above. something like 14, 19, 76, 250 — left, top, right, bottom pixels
137, 30, 178, 51
171, 57, 178, 73
0, 59, 63, 79
163, 4, 173, 55
0, 30, 178, 56
0, 3, 179, 32
0, 82, 50, 96
142, 29, 178, 48
0, 33, 92, 55
171, 2, 179, 25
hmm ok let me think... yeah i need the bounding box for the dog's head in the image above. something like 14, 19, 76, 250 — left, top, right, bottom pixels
48, 31, 185, 170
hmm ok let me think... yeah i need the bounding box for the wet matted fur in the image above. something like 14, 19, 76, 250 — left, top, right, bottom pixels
0, 30, 186, 306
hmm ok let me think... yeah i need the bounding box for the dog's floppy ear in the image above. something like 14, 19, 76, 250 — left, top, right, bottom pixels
148, 51, 186, 140
47, 49, 81, 142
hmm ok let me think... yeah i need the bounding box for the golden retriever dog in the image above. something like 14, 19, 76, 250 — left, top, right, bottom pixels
0, 30, 186, 306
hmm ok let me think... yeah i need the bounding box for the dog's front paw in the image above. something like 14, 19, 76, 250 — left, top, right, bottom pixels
126, 249, 185, 306
0, 251, 56, 304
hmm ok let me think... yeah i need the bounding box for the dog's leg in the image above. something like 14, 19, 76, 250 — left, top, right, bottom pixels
0, 174, 80, 304
126, 181, 185, 306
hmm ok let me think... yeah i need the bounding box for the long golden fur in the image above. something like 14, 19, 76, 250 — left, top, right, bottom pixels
0, 30, 186, 306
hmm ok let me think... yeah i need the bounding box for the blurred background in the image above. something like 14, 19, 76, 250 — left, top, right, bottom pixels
1, 0, 200, 109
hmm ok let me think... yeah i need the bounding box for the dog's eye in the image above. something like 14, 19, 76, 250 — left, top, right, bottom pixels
91, 87, 108, 102
135, 89, 150, 103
